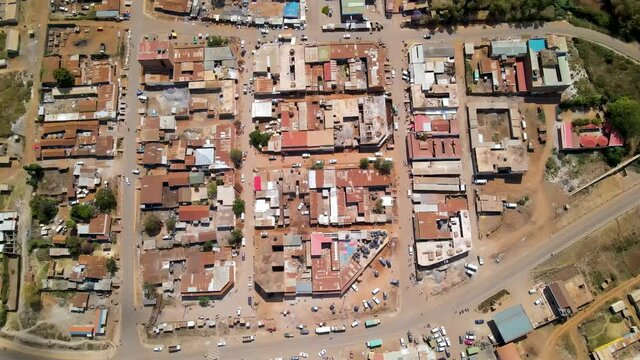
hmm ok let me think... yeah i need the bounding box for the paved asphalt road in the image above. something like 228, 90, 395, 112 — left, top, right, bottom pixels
7, 1, 640, 360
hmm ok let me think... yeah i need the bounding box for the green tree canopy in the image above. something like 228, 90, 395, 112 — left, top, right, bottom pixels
230, 229, 242, 247
23, 163, 44, 189
165, 217, 177, 232
53, 68, 75, 88
65, 236, 82, 258
30, 196, 58, 224
207, 182, 218, 199
95, 188, 117, 213
143, 214, 163, 237
249, 130, 271, 149
106, 257, 118, 275
230, 148, 243, 168
608, 97, 640, 150
232, 198, 245, 217
71, 204, 96, 222
359, 158, 369, 170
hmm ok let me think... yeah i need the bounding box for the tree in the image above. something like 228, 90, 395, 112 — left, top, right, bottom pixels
202, 241, 214, 252
359, 158, 370, 170
604, 147, 626, 167
373, 159, 393, 175
95, 188, 117, 212
144, 214, 163, 237
310, 160, 324, 170
198, 296, 209, 307
71, 204, 96, 222
230, 148, 243, 168
23, 163, 44, 189
165, 217, 177, 233
53, 68, 75, 88
321, 5, 330, 16
30, 195, 59, 224
65, 236, 82, 258
106, 257, 118, 275
207, 182, 218, 199
249, 130, 271, 149
608, 97, 640, 149
230, 229, 242, 247
65, 219, 76, 230
232, 198, 245, 217
373, 199, 385, 214
207, 35, 229, 47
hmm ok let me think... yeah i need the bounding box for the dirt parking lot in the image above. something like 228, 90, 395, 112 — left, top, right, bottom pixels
47, 25, 124, 57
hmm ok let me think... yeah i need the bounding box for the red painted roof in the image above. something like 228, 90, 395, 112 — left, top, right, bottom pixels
515, 62, 527, 92
254, 175, 262, 191
311, 233, 332, 257
323, 62, 332, 81
281, 131, 308, 149
562, 122, 573, 149
178, 205, 210, 222
579, 135, 598, 148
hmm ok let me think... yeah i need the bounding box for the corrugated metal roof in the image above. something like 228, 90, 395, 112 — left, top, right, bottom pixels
493, 304, 533, 343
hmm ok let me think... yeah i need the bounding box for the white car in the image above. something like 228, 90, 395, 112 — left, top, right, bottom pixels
217, 340, 226, 347
374, 152, 383, 157
342, 34, 351, 39
534, 298, 543, 305
241, 174, 245, 182
236, 307, 242, 316
318, 349, 327, 357
372, 296, 380, 305
125, 177, 131, 186
292, 163, 302, 168
299, 353, 309, 358
441, 327, 447, 336
351, 320, 359, 328
362, 300, 369, 309
329, 159, 337, 164
131, 169, 140, 175
153, 346, 163, 352
528, 288, 537, 294
400, 337, 406, 347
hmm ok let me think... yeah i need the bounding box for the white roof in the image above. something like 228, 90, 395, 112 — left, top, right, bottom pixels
251, 101, 272, 118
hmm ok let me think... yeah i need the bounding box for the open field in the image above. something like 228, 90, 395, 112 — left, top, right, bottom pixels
579, 307, 629, 351
0, 72, 32, 138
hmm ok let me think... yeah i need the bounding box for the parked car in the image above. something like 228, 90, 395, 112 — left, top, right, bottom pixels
474, 319, 484, 325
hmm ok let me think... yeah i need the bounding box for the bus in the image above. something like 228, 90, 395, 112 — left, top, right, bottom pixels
366, 339, 383, 348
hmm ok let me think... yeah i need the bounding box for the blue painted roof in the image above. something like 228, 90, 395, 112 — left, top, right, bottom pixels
283, 2, 300, 19
529, 38, 547, 53
493, 304, 533, 343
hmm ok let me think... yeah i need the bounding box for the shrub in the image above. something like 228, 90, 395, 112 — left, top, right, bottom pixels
359, 158, 369, 170
143, 214, 163, 237
603, 147, 626, 167
321, 5, 330, 16
106, 258, 118, 275
207, 182, 217, 198
165, 217, 176, 233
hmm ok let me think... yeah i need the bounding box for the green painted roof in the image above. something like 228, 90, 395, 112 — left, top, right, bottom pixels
340, 0, 365, 15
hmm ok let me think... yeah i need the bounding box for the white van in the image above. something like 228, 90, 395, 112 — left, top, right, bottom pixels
371, 288, 380, 295
473, 179, 488, 185
241, 237, 246, 247
394, 122, 399, 131
465, 262, 479, 272
302, 153, 310, 158
505, 202, 518, 209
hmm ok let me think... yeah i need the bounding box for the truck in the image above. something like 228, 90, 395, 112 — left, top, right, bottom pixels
284, 333, 295, 338
366, 339, 383, 348
168, 345, 181, 353
364, 319, 381, 328
467, 347, 480, 356
331, 325, 346, 333
315, 326, 331, 335
242, 335, 255, 343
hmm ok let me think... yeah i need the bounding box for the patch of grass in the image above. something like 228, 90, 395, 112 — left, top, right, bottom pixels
27, 323, 71, 341
559, 333, 577, 356
0, 72, 32, 138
